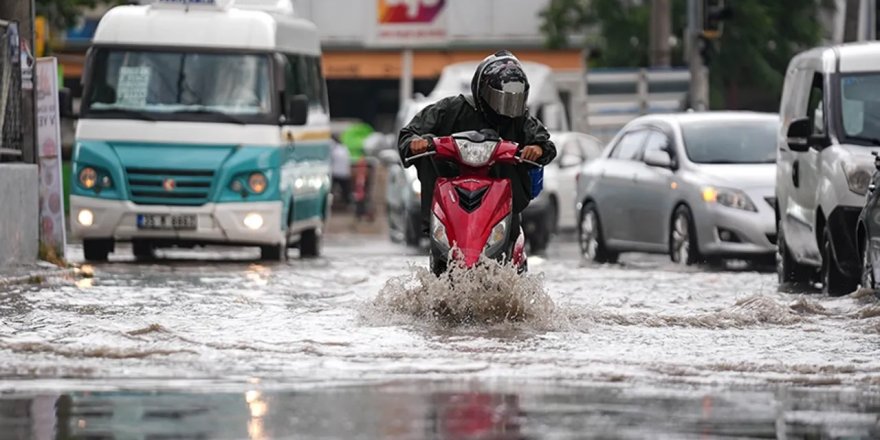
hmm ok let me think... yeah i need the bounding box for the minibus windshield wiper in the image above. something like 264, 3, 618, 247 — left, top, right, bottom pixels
847, 135, 880, 146
172, 108, 247, 125
90, 107, 157, 121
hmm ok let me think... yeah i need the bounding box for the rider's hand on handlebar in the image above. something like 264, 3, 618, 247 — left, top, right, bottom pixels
521, 145, 543, 162
409, 137, 429, 155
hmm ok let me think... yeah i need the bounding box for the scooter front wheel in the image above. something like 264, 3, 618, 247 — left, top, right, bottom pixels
429, 249, 447, 277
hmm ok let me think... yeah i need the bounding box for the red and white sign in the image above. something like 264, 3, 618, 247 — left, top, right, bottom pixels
373, 0, 447, 46
36, 57, 66, 257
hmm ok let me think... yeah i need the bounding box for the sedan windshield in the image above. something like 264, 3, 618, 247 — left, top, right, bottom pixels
83, 48, 272, 120
840, 73, 880, 145
681, 119, 778, 164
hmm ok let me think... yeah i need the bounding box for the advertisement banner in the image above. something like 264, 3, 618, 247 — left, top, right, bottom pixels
373, 0, 447, 46
36, 57, 66, 258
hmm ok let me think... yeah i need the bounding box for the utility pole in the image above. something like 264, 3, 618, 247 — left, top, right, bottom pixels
0, 0, 35, 163
650, 0, 671, 67
687, 0, 709, 110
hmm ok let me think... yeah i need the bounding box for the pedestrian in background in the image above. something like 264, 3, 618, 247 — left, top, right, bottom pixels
331, 134, 352, 210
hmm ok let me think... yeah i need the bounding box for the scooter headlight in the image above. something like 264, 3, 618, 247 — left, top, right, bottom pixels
484, 215, 510, 256
455, 140, 497, 167
431, 213, 450, 250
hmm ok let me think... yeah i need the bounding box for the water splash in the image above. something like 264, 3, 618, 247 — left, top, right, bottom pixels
365, 257, 555, 328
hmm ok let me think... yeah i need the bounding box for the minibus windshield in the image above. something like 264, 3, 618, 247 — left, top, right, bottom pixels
840, 73, 880, 146
84, 48, 272, 121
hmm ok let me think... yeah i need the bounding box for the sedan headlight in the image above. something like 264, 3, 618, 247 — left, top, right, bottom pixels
484, 215, 510, 256
431, 213, 450, 250
843, 162, 873, 196
456, 140, 497, 167
702, 186, 756, 211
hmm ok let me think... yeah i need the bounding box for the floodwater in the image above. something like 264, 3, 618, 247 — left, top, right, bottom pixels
3, 236, 880, 438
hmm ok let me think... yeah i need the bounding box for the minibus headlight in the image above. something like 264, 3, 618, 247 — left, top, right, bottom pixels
248, 172, 267, 194
79, 167, 98, 189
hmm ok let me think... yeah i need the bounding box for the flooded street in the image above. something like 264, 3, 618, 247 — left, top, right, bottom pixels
4, 236, 880, 437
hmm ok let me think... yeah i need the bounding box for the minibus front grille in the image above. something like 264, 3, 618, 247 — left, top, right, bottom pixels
126, 168, 215, 205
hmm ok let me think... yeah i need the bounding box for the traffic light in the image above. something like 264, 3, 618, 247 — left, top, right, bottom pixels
702, 0, 733, 40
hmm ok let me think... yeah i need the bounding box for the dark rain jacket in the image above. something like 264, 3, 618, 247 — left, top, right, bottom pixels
396, 95, 557, 167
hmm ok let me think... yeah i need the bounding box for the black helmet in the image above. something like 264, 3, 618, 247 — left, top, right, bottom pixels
471, 50, 530, 119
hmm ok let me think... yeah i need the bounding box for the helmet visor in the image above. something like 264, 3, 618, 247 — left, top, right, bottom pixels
481, 85, 527, 118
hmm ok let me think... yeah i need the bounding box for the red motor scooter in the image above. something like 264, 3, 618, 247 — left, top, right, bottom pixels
406, 130, 540, 276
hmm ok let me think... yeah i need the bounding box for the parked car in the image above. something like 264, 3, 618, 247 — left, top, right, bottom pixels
523, 131, 604, 253
776, 42, 880, 295
857, 153, 880, 292
575, 112, 779, 265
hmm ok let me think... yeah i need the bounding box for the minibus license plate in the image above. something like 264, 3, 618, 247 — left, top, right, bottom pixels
137, 214, 197, 230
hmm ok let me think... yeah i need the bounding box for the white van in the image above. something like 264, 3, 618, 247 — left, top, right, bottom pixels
71, 0, 332, 261
776, 42, 880, 294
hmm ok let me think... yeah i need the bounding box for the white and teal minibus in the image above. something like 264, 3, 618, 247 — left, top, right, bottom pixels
71, 0, 331, 261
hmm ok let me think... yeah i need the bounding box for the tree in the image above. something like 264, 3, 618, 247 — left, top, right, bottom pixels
540, 0, 687, 68
539, 0, 828, 110
706, 0, 829, 109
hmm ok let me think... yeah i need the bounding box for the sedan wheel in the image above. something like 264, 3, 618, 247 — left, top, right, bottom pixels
670, 206, 699, 265
578, 203, 618, 264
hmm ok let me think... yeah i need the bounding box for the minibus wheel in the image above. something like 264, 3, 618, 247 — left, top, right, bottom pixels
83, 239, 112, 262
300, 228, 321, 258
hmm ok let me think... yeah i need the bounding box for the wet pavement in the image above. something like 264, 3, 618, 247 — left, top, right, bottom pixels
3, 235, 880, 438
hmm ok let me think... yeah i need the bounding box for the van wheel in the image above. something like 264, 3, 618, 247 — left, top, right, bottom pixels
777, 223, 813, 284
83, 239, 112, 262
260, 242, 288, 261
300, 228, 322, 258
821, 226, 857, 296
132, 240, 154, 260
861, 233, 875, 291
670, 205, 699, 265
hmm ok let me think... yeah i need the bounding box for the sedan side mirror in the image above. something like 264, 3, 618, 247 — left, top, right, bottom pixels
284, 94, 309, 126
644, 149, 673, 168
786, 118, 811, 152
559, 154, 581, 168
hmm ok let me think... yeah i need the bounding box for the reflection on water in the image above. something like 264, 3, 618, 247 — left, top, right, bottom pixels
2, 382, 880, 439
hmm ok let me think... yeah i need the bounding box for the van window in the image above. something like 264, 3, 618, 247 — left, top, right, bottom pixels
285, 54, 328, 113
839, 73, 880, 144
806, 73, 825, 135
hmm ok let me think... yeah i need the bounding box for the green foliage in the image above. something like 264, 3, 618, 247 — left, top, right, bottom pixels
539, 0, 829, 109
540, 0, 688, 67
707, 0, 828, 108
36, 0, 101, 30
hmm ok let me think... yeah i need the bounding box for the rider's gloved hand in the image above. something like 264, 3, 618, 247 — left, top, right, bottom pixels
521, 145, 543, 161
410, 137, 429, 155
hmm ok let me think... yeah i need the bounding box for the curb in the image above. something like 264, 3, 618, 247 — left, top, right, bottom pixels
0, 267, 82, 288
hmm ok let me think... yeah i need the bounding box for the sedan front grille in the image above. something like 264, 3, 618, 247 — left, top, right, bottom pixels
126, 167, 214, 206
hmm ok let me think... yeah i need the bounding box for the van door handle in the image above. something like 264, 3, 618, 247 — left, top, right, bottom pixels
792, 161, 800, 188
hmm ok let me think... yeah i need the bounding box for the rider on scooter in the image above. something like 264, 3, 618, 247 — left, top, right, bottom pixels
398, 50, 557, 235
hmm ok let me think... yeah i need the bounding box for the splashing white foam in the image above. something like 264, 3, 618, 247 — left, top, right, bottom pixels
364, 257, 556, 328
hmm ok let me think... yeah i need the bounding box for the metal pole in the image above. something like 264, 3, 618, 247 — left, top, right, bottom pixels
400, 48, 413, 108
687, 0, 709, 110
650, 0, 671, 67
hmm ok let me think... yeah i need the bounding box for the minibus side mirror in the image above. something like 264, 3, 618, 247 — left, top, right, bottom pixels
285, 95, 309, 126
786, 118, 811, 152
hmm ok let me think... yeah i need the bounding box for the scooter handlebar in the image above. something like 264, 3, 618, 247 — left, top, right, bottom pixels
405, 150, 436, 163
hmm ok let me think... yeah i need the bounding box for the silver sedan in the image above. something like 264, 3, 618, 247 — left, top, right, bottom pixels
574, 112, 780, 265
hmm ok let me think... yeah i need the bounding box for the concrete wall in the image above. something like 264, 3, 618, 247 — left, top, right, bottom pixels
0, 164, 39, 267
